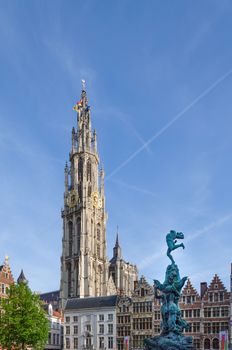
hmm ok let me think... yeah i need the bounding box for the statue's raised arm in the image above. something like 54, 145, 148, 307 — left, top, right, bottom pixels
166, 230, 185, 264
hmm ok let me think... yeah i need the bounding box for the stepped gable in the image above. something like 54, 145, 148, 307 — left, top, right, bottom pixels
207, 274, 227, 291
132, 275, 153, 296
182, 279, 200, 299
202, 274, 230, 301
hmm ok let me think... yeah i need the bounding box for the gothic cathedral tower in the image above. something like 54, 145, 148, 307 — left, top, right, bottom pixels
60, 86, 110, 307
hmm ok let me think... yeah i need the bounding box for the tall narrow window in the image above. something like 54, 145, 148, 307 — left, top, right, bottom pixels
68, 221, 73, 256
67, 263, 71, 297
77, 218, 81, 251
87, 160, 91, 181
97, 223, 101, 241
78, 158, 83, 181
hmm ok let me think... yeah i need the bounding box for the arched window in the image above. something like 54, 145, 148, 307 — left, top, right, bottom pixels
88, 185, 92, 197
213, 338, 219, 350
204, 339, 210, 349
87, 161, 91, 181
77, 218, 81, 251
78, 158, 83, 181
68, 221, 73, 256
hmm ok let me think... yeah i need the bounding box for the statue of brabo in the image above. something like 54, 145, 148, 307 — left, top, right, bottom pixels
144, 230, 195, 350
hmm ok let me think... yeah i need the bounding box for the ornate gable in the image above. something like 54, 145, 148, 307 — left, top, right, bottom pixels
132, 275, 153, 297
207, 274, 227, 292
0, 256, 14, 298
182, 279, 200, 298
203, 274, 230, 302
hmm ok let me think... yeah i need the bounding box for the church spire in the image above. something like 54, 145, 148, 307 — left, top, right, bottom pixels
113, 226, 121, 259
72, 81, 94, 153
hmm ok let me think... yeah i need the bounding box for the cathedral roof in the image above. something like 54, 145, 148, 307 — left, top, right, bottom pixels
65, 295, 118, 310
40, 290, 60, 303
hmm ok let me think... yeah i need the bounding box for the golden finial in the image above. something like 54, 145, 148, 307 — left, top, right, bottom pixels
5, 255, 9, 265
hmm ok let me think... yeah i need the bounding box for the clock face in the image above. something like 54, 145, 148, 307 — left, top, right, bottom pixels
67, 190, 78, 208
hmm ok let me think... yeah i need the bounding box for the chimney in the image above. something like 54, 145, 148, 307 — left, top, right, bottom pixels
200, 282, 207, 299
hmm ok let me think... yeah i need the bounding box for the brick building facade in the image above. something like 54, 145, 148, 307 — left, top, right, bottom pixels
117, 268, 232, 350
0, 256, 14, 300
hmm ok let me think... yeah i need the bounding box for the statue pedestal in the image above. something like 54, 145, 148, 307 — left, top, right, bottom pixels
144, 332, 195, 350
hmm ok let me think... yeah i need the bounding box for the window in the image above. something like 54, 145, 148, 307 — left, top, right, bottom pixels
53, 334, 56, 345
204, 339, 210, 349
192, 323, 200, 333
48, 332, 51, 344
67, 264, 71, 297
74, 325, 78, 334
220, 322, 228, 331
97, 224, 101, 240
99, 324, 104, 334
212, 322, 220, 334
57, 334, 59, 345
73, 316, 78, 322
68, 221, 73, 256
154, 311, 160, 320
108, 314, 113, 321
108, 337, 113, 349
74, 337, 78, 349
219, 292, 224, 301
204, 308, 211, 318
86, 324, 91, 332
154, 324, 160, 333
66, 326, 70, 335
213, 338, 219, 350
78, 158, 83, 181
204, 323, 211, 334
1, 284, 5, 294
213, 307, 220, 317
87, 161, 91, 181
108, 324, 113, 334
66, 338, 70, 349
77, 218, 81, 251
214, 293, 218, 302
97, 244, 100, 258
99, 314, 104, 321
86, 337, 92, 347
209, 293, 213, 302
193, 309, 200, 318
194, 339, 200, 349
99, 337, 104, 349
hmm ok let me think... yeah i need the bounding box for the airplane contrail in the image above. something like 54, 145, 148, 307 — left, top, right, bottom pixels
106, 68, 232, 180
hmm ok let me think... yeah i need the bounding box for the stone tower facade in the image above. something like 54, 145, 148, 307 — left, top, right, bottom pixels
60, 87, 111, 307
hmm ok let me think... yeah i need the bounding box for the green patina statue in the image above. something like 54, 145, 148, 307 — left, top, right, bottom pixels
144, 230, 195, 350
166, 230, 185, 264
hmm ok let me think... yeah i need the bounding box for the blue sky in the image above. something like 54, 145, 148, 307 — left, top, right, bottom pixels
0, 1, 232, 293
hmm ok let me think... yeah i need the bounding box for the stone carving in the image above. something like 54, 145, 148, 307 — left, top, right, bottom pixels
144, 230, 195, 350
